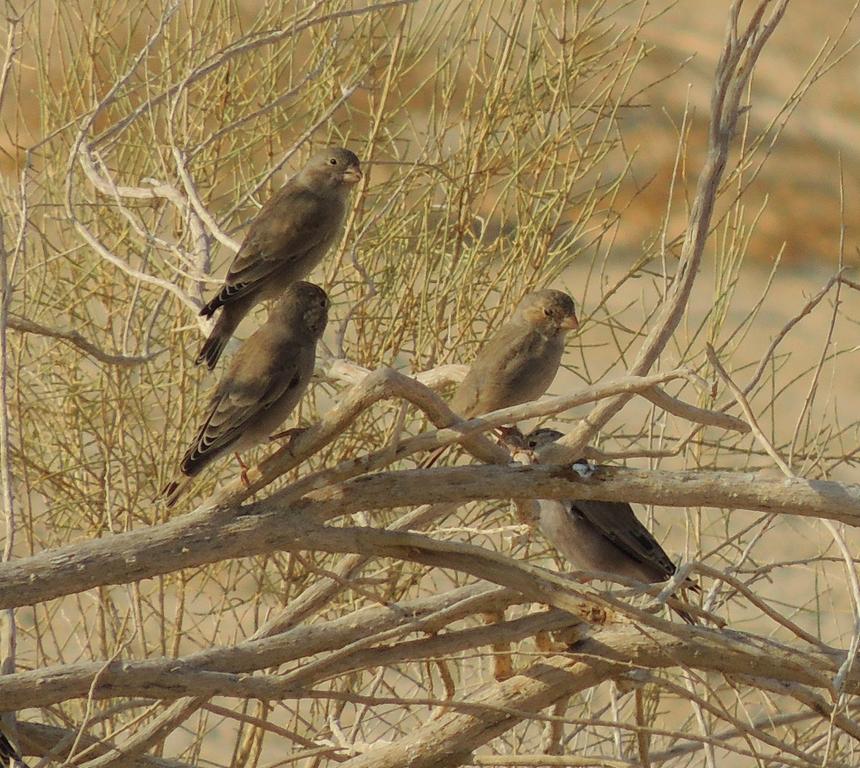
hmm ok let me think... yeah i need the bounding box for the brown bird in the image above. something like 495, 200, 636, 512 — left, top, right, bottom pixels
421, 289, 578, 467
161, 282, 329, 506
196, 147, 361, 369
526, 428, 700, 623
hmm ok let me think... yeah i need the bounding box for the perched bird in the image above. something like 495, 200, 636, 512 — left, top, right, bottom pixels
196, 147, 361, 369
161, 282, 329, 506
526, 428, 699, 623
421, 289, 578, 467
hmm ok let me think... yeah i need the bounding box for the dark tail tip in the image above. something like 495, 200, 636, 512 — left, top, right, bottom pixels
158, 480, 180, 508
195, 332, 226, 370
199, 295, 221, 318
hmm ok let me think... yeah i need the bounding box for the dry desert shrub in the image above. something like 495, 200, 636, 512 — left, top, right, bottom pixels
1, 1, 860, 767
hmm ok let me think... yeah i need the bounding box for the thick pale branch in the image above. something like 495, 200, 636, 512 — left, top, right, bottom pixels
1, 464, 859, 610
212, 366, 732, 510
0, 603, 569, 711
14, 721, 188, 768
0, 584, 518, 710
336, 616, 849, 768
318, 358, 468, 389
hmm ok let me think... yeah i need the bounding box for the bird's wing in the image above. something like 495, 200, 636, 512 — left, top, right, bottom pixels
180, 341, 309, 472
567, 499, 677, 577
218, 186, 341, 302
452, 326, 544, 416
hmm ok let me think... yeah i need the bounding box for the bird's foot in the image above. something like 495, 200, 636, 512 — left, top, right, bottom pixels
269, 426, 308, 445
234, 452, 251, 487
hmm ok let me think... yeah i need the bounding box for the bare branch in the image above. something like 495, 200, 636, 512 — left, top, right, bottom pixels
6, 315, 162, 367
0, 463, 859, 611
335, 616, 851, 768
543, 0, 790, 464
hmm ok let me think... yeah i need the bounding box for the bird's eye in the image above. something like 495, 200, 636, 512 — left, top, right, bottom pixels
328, 157, 338, 165
544, 308, 552, 317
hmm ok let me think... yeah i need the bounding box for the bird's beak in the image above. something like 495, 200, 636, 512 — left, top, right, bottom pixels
342, 167, 363, 184
561, 313, 579, 331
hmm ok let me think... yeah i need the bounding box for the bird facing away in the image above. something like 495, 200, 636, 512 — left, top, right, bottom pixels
161, 281, 330, 506
421, 289, 578, 467
196, 147, 361, 369
526, 428, 699, 623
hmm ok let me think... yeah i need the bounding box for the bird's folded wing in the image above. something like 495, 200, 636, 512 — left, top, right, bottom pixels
570, 499, 677, 576
221, 188, 337, 298
452, 327, 540, 415
181, 351, 306, 470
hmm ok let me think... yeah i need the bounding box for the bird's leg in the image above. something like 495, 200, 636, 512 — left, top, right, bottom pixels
234, 453, 250, 486
269, 426, 308, 445
483, 610, 514, 681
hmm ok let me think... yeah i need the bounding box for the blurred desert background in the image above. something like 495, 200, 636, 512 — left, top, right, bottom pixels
3, 1, 860, 766
6, 1, 860, 262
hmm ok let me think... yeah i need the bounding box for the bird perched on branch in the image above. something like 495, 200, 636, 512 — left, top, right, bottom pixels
161, 282, 329, 507
525, 428, 700, 623
420, 289, 578, 468
196, 147, 361, 369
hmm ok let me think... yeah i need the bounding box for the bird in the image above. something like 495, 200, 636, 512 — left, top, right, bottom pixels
420, 289, 578, 467
196, 147, 361, 369
161, 281, 329, 506
525, 428, 700, 623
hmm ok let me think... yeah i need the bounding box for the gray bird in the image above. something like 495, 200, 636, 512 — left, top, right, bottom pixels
421, 289, 578, 467
526, 428, 699, 623
196, 147, 361, 369
162, 281, 329, 506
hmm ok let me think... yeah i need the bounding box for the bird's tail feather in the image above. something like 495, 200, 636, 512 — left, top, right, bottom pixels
199, 293, 223, 319
195, 314, 232, 369
157, 476, 191, 509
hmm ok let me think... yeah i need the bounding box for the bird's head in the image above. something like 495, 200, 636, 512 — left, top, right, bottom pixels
302, 147, 363, 192
516, 290, 578, 336
273, 281, 330, 338
524, 428, 591, 474
524, 427, 565, 450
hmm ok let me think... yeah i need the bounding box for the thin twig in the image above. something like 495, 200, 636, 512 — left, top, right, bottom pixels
6, 316, 162, 367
